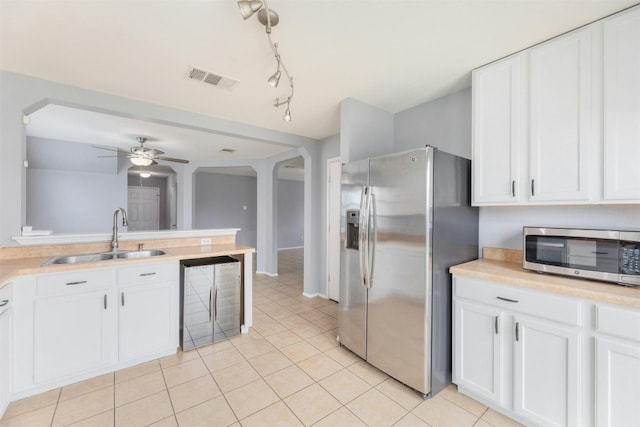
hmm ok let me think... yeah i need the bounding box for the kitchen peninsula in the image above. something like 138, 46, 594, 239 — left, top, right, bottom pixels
0, 228, 254, 413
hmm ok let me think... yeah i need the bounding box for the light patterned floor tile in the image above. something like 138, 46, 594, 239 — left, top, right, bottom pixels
324, 346, 362, 367
59, 373, 113, 401
196, 339, 234, 357
306, 331, 339, 351
481, 409, 525, 427
284, 384, 341, 426
114, 390, 173, 427
263, 365, 316, 399
174, 396, 237, 427
439, 384, 487, 417
393, 412, 432, 427
240, 401, 303, 427
115, 360, 161, 384
115, 370, 166, 407
161, 358, 209, 388
201, 347, 245, 373
346, 388, 407, 427
376, 378, 424, 410
1, 404, 56, 427
168, 374, 221, 413
248, 350, 294, 376
223, 379, 280, 420
311, 407, 367, 427
66, 410, 113, 427
264, 330, 303, 348
234, 338, 276, 359
348, 361, 389, 386
158, 349, 200, 369
412, 395, 478, 427
280, 340, 321, 363
297, 353, 343, 381
53, 386, 114, 426
2, 388, 60, 419
212, 360, 260, 393
319, 369, 372, 404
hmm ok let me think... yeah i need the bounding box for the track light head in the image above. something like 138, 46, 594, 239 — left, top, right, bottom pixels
283, 104, 291, 122
237, 1, 263, 20
268, 70, 281, 87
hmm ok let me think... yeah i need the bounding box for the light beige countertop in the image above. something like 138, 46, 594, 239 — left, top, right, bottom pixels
0, 243, 255, 287
450, 257, 640, 308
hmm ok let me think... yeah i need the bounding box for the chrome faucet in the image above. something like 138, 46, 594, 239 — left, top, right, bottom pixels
111, 208, 129, 252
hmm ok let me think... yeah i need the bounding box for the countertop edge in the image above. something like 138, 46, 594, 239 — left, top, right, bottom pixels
450, 259, 640, 309
0, 244, 255, 287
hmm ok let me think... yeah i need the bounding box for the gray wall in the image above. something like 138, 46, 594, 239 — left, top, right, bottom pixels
277, 179, 304, 249
340, 98, 394, 163
193, 172, 258, 247
27, 168, 127, 233
394, 87, 472, 159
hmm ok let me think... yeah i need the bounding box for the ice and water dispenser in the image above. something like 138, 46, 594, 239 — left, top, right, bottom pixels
346, 209, 360, 250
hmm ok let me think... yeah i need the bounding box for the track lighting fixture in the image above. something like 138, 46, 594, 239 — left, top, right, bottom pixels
237, 0, 294, 121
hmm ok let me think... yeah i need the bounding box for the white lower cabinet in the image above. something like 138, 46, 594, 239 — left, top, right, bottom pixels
118, 281, 175, 362
13, 261, 178, 397
453, 276, 583, 427
34, 289, 117, 383
593, 303, 640, 427
453, 300, 505, 405
512, 315, 580, 427
0, 283, 14, 415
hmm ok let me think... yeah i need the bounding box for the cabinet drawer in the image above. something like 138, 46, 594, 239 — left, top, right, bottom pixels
595, 304, 640, 342
454, 276, 581, 326
117, 262, 176, 286
36, 269, 114, 297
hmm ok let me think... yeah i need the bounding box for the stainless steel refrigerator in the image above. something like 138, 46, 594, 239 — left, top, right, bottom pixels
339, 146, 478, 397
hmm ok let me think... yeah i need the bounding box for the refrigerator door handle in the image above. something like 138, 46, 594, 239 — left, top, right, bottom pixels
366, 192, 376, 288
358, 186, 369, 287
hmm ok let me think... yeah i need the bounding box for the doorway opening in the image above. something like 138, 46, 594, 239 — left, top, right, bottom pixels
127, 165, 177, 231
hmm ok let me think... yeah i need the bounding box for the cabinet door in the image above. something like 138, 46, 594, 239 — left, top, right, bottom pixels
529, 28, 592, 202
0, 306, 12, 414
118, 282, 175, 362
603, 7, 640, 201
513, 316, 580, 427
595, 337, 640, 427
472, 55, 523, 204
453, 300, 505, 405
34, 291, 116, 384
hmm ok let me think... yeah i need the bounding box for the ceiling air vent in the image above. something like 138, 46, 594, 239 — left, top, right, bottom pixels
219, 148, 236, 154
186, 66, 238, 90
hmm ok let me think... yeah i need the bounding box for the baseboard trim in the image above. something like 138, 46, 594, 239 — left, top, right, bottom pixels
278, 246, 304, 251
256, 271, 278, 277
302, 292, 329, 299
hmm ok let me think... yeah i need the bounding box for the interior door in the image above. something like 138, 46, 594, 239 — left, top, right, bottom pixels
327, 158, 342, 301
128, 186, 160, 231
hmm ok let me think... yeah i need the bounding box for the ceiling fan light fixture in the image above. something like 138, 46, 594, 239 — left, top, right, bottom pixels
130, 157, 153, 166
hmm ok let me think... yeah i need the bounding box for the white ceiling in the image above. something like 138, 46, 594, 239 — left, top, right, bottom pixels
1, 0, 637, 144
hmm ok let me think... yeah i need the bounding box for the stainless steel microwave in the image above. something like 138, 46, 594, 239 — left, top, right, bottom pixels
523, 227, 640, 286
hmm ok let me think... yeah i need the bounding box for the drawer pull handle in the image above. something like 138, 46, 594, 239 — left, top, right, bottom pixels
121, 292, 125, 307
104, 294, 107, 310
511, 180, 516, 197
496, 296, 519, 303
531, 179, 535, 197
140, 272, 156, 277
515, 322, 520, 342
494, 316, 499, 334
66, 280, 88, 286
0, 299, 9, 307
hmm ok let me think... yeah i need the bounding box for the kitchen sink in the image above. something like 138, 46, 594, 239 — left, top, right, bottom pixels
45, 249, 166, 265
115, 250, 166, 259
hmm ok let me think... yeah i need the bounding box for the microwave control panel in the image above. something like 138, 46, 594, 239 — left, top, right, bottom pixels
621, 245, 640, 275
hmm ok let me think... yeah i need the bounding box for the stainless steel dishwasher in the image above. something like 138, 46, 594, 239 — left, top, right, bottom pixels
180, 256, 241, 351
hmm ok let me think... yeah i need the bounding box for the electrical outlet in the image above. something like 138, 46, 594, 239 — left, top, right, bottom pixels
201, 238, 212, 245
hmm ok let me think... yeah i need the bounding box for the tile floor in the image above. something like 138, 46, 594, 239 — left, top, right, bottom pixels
0, 249, 524, 427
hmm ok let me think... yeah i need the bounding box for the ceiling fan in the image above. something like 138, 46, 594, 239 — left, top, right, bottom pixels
94, 137, 189, 166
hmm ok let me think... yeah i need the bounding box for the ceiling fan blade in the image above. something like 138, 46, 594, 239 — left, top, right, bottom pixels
155, 156, 189, 164
93, 145, 128, 154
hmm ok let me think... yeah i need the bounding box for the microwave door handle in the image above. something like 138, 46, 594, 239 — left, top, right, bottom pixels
358, 186, 368, 287
537, 242, 565, 248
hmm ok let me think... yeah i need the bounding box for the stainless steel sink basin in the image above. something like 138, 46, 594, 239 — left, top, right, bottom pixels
45, 249, 166, 265
115, 250, 166, 259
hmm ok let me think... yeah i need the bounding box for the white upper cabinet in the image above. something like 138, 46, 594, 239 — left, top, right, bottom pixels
529, 28, 593, 202
472, 5, 640, 205
603, 7, 640, 201
472, 55, 523, 204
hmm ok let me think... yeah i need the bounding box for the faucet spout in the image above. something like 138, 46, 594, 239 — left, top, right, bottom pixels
112, 208, 128, 251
